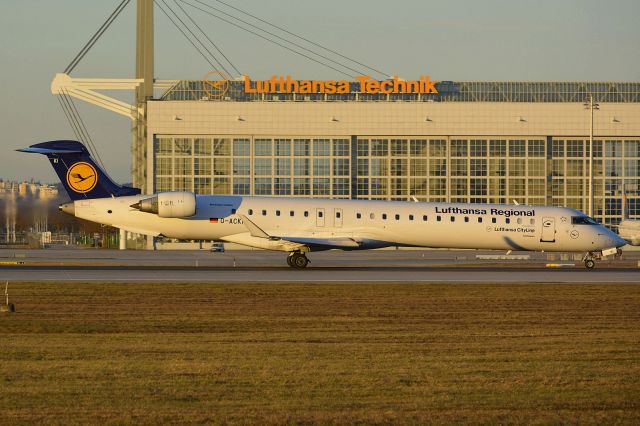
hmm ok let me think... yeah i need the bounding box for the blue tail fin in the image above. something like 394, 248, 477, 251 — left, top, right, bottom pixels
18, 140, 141, 200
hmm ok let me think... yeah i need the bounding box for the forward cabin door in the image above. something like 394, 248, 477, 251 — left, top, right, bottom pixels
334, 208, 343, 228
540, 217, 556, 242
316, 208, 325, 227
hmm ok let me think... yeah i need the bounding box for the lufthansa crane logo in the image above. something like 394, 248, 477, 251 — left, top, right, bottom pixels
202, 70, 230, 98
66, 162, 98, 193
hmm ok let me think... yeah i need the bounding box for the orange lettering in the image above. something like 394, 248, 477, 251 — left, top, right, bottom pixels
243, 76, 255, 93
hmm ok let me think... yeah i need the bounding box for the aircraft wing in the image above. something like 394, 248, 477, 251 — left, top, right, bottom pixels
276, 235, 361, 249
234, 214, 362, 250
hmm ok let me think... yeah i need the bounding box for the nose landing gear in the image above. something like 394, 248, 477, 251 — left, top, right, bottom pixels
582, 251, 600, 269
287, 252, 309, 269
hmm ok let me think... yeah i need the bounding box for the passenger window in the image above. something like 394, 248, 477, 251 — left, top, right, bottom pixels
517, 218, 522, 224
248, 209, 253, 215
357, 213, 361, 219
478, 217, 483, 223
464, 217, 469, 223
231, 209, 236, 214
409, 215, 414, 221
436, 216, 441, 222
382, 214, 387, 220
370, 213, 375, 219
395, 214, 400, 220
492, 218, 496, 224
505, 218, 510, 224
318, 211, 323, 218
276, 210, 281, 216
336, 212, 341, 218
262, 210, 267, 216
290, 211, 294, 217
423, 215, 428, 221
450, 216, 455, 222
304, 211, 309, 217
530, 218, 535, 225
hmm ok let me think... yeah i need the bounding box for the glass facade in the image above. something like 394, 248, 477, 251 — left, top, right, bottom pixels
155, 137, 640, 230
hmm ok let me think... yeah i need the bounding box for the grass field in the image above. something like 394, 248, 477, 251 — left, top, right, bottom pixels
1, 282, 640, 424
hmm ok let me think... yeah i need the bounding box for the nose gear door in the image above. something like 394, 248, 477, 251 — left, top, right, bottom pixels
541, 217, 556, 242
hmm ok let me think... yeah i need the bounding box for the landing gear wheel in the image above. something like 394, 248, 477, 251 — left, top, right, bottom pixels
584, 259, 595, 269
288, 253, 309, 269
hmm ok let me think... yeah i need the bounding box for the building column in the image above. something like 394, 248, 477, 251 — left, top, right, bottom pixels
119, 228, 127, 250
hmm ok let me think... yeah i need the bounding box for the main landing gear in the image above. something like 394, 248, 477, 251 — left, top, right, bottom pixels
287, 252, 309, 269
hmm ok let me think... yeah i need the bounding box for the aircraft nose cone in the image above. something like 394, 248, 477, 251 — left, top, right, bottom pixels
59, 202, 75, 216
613, 234, 627, 248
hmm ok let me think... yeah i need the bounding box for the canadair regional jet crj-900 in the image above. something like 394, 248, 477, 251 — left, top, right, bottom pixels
20, 140, 626, 269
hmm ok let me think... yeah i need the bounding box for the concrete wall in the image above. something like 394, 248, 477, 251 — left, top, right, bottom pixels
148, 101, 640, 138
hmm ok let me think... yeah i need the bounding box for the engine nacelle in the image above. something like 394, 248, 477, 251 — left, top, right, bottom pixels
131, 191, 196, 218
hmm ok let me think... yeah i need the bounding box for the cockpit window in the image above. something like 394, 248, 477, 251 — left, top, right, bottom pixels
571, 216, 598, 225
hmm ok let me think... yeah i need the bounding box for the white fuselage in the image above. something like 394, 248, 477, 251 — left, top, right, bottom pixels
70, 194, 626, 253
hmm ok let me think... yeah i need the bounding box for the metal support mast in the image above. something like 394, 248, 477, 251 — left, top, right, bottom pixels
134, 0, 154, 193
585, 95, 599, 218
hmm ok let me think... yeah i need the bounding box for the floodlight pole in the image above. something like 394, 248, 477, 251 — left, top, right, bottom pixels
585, 95, 599, 218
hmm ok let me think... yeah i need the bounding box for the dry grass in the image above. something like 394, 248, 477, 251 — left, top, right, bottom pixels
1, 282, 639, 424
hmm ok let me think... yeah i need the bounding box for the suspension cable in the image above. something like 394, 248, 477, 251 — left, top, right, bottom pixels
57, 96, 83, 142
171, 0, 241, 76
179, 0, 354, 77
155, 0, 231, 75
211, 0, 389, 78
182, 0, 367, 77
64, 0, 131, 74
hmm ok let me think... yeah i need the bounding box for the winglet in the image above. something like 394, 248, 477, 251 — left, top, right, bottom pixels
238, 215, 271, 239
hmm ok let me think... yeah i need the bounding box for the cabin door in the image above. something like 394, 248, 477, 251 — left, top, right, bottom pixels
540, 217, 556, 242
316, 208, 325, 227
334, 208, 343, 228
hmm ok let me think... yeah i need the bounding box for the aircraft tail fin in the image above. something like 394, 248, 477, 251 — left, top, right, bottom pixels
18, 140, 141, 200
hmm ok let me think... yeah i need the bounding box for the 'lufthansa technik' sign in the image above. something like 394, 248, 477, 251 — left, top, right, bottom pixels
241, 75, 438, 95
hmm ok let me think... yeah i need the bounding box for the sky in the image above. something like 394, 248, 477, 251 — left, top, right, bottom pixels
1, 0, 639, 183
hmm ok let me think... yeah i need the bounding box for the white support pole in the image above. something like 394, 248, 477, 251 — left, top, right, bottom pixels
119, 228, 127, 250
589, 95, 594, 217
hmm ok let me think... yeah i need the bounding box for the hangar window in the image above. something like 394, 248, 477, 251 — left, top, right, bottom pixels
409, 215, 414, 221
262, 210, 267, 216
436, 216, 442, 222
276, 210, 281, 216
248, 209, 253, 215
423, 215, 428, 221
492, 218, 497, 224
395, 214, 400, 220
